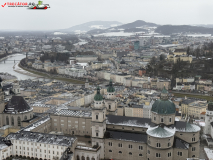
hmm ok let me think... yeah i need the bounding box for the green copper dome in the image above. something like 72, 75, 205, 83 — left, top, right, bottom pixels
94, 86, 103, 101
151, 99, 176, 114
151, 87, 175, 114
107, 80, 115, 92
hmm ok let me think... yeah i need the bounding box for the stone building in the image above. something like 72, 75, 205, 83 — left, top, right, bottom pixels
2, 82, 200, 160
0, 80, 33, 128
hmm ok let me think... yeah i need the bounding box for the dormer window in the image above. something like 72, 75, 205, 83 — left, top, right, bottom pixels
169, 118, 172, 122
161, 118, 164, 123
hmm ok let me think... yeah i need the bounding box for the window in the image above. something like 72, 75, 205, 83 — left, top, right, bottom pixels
139, 154, 142, 157
11, 117, 14, 126
17, 117, 21, 126
156, 153, 161, 157
157, 143, 161, 148
108, 142, 112, 146
161, 118, 163, 123
154, 117, 156, 121
109, 150, 112, 152
139, 146, 143, 150
168, 152, 171, 157
96, 132, 98, 137
118, 143, 122, 147
192, 147, 196, 151
192, 155, 195, 157
129, 144, 132, 148
178, 151, 182, 156
119, 151, 122, 153
129, 152, 132, 155
6, 116, 9, 125
24, 116, 27, 120
148, 150, 150, 154
109, 105, 111, 109
168, 143, 170, 147
169, 118, 172, 122
192, 137, 195, 142
96, 115, 98, 120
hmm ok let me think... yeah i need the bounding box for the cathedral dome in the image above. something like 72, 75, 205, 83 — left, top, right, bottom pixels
107, 80, 115, 93
151, 87, 176, 115
151, 99, 176, 114
94, 86, 103, 101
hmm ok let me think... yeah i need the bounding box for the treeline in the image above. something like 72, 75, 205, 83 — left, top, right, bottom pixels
40, 52, 70, 63
0, 53, 7, 59
187, 41, 213, 58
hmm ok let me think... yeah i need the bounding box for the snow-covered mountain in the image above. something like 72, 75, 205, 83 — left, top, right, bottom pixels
60, 21, 122, 33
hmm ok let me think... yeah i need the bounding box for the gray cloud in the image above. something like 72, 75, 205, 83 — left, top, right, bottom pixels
0, 0, 213, 30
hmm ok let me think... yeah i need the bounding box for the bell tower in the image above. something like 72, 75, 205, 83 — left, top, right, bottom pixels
105, 80, 117, 115
91, 86, 106, 159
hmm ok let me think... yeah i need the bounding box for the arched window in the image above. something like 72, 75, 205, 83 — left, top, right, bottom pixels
86, 157, 90, 160
81, 156, 85, 160
6, 116, 9, 125
17, 117, 21, 126
11, 117, 14, 126
76, 155, 80, 160
24, 116, 27, 120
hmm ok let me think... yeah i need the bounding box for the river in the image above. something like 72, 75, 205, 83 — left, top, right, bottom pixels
0, 54, 36, 80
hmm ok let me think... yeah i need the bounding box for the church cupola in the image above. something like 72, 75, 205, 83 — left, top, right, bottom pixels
94, 86, 104, 109
151, 86, 176, 125
94, 86, 103, 101
107, 80, 115, 99
160, 86, 169, 100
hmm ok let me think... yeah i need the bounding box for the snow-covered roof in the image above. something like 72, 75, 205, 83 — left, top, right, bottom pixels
106, 115, 151, 128
175, 122, 200, 132
54, 109, 92, 118
146, 126, 175, 138
23, 116, 50, 131
7, 131, 77, 147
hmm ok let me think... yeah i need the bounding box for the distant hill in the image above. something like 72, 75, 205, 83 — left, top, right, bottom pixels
156, 25, 213, 35
60, 21, 122, 32
110, 20, 159, 30
87, 20, 159, 34
196, 24, 213, 28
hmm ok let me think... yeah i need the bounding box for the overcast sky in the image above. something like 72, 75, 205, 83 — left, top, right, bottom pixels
1, 0, 213, 30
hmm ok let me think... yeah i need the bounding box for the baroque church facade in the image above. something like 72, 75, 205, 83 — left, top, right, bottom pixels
0, 79, 33, 128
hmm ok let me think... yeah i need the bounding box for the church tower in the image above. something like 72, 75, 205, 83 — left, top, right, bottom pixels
91, 86, 106, 159
105, 80, 117, 115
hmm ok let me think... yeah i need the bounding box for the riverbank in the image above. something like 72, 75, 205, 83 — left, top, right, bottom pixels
18, 62, 86, 84
0, 55, 13, 62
